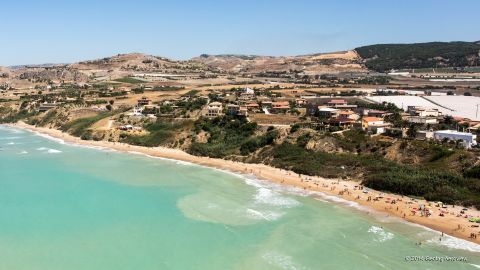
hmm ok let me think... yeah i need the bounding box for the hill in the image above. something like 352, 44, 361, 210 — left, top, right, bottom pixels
191, 50, 366, 75
0, 66, 11, 77
69, 53, 210, 78
355, 41, 480, 72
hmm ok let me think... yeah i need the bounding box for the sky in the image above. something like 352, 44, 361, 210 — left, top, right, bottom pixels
2, 0, 479, 66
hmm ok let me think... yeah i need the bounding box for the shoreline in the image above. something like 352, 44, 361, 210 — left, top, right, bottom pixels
5, 122, 480, 246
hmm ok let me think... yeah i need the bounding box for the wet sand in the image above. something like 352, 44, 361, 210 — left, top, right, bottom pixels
8, 122, 480, 245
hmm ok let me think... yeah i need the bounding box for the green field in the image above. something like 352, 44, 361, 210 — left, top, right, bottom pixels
113, 77, 147, 84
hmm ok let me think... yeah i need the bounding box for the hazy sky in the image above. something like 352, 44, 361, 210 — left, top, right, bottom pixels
2, 0, 479, 66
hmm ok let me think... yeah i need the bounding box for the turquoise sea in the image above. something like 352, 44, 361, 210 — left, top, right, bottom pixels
0, 125, 479, 270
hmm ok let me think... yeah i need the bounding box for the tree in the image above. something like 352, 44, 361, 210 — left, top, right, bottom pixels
385, 112, 403, 127
407, 124, 417, 138
109, 100, 114, 105
106, 104, 112, 111
444, 115, 455, 125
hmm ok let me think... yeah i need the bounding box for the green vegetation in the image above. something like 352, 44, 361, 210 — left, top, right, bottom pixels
61, 111, 119, 137
177, 97, 206, 112
182, 89, 199, 97
99, 91, 128, 97
132, 87, 144, 94
120, 120, 189, 147
428, 145, 454, 162
113, 77, 146, 84
364, 166, 480, 208
0, 109, 37, 123
152, 86, 185, 91
333, 129, 391, 153
356, 42, 480, 72
264, 143, 480, 208
37, 110, 58, 127
240, 128, 278, 155
189, 116, 277, 158
356, 76, 391, 84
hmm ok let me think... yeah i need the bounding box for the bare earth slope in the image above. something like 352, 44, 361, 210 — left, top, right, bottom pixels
68, 53, 214, 80
191, 50, 366, 74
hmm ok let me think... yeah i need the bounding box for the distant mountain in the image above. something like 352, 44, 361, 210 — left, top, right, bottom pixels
70, 53, 179, 71
0, 66, 11, 80
0, 66, 10, 73
8, 63, 67, 70
355, 41, 480, 72
5, 41, 480, 84
191, 51, 366, 74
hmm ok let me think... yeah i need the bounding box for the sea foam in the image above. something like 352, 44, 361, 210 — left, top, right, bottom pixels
254, 187, 300, 208
33, 132, 65, 144
262, 251, 306, 270
246, 208, 284, 221
426, 234, 480, 253
36, 147, 62, 154
368, 226, 394, 242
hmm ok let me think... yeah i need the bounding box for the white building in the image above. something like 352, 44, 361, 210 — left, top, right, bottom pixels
205, 102, 223, 118
128, 106, 144, 116
406, 116, 438, 125
362, 117, 389, 134
433, 130, 477, 148
317, 107, 339, 118
416, 130, 434, 140
244, 87, 255, 95
407, 106, 441, 117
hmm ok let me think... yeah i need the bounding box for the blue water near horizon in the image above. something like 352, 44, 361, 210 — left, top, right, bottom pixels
0, 125, 479, 270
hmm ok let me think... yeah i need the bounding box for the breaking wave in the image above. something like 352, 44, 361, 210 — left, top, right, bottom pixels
368, 226, 394, 242
36, 147, 62, 154
426, 234, 480, 253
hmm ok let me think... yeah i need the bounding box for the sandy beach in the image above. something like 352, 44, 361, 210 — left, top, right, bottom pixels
8, 122, 480, 245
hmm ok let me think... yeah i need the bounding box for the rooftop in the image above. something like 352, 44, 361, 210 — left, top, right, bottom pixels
328, 99, 347, 104
363, 117, 383, 122
318, 107, 339, 112
368, 109, 386, 114
435, 130, 475, 136
272, 101, 290, 106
